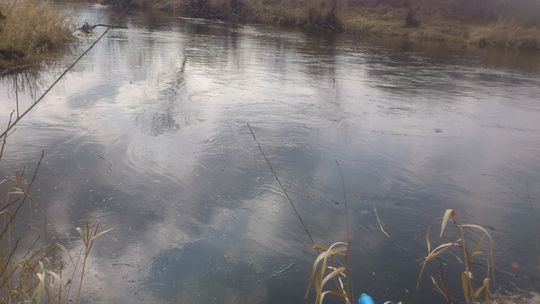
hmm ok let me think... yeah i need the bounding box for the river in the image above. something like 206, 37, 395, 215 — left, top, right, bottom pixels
1, 3, 540, 303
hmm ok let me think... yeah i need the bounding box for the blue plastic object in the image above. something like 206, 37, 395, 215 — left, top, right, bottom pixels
359, 294, 375, 304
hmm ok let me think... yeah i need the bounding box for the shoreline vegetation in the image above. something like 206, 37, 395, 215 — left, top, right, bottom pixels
0, 0, 539, 70
0, 2, 539, 304
105, 0, 540, 52
0, 0, 74, 70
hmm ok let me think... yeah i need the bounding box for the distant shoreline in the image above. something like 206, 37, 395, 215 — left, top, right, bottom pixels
115, 0, 540, 52
341, 9, 540, 52
2, 0, 540, 71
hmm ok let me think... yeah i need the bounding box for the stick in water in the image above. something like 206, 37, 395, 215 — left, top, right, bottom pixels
373, 206, 390, 238
271, 263, 295, 278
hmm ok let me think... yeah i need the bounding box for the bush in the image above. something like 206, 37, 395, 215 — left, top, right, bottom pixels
404, 9, 419, 27
306, 0, 343, 31
0, 0, 73, 65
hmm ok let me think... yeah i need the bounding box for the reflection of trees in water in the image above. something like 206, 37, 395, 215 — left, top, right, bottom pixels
299, 32, 339, 81
5, 9, 539, 302
134, 56, 188, 136
362, 39, 540, 100
298, 32, 342, 109
140, 10, 171, 31
360, 41, 472, 101
181, 20, 241, 69
0, 70, 43, 115
132, 18, 242, 136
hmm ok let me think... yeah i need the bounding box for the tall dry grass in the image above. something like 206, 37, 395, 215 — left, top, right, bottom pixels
304, 209, 501, 304
470, 22, 540, 51
417, 209, 495, 304
108, 0, 343, 30
1, 101, 110, 302
103, 0, 540, 51
0, 152, 111, 302
0, 163, 111, 302
305, 242, 353, 304
0, 0, 74, 65
119, 0, 539, 51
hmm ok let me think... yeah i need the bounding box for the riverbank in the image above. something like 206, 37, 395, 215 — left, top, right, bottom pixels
1, 4, 539, 302
0, 0, 74, 70
109, 0, 540, 52
1, 0, 537, 71
342, 6, 540, 51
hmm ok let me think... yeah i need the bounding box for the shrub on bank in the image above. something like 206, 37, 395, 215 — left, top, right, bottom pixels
104, 0, 540, 52
0, 0, 74, 66
471, 22, 540, 52
106, 0, 343, 31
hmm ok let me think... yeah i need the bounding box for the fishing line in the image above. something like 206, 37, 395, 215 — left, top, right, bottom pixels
335, 159, 351, 241
335, 158, 354, 301
247, 123, 315, 245
247, 124, 358, 300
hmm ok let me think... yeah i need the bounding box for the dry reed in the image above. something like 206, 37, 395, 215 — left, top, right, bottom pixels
417, 209, 495, 304
0, 0, 74, 66
1, 114, 111, 303
306, 242, 353, 304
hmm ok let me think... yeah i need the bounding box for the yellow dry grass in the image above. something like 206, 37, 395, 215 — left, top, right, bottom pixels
305, 242, 353, 304
0, 0, 74, 66
418, 209, 495, 304
1, 139, 111, 302
124, 0, 540, 51
470, 22, 540, 51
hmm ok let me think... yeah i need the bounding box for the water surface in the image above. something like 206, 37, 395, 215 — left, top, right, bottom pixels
1, 4, 540, 303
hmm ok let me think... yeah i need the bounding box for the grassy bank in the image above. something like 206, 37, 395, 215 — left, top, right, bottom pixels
341, 6, 540, 51
0, 0, 74, 69
107, 0, 540, 52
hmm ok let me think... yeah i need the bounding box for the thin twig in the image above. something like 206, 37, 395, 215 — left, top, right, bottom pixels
270, 263, 295, 278
0, 198, 20, 213
0, 150, 45, 241
247, 123, 315, 245
335, 159, 354, 302
64, 248, 84, 300
0, 235, 41, 289
15, 77, 19, 118
373, 206, 390, 238
0, 111, 14, 162
437, 262, 453, 303
0, 238, 20, 279
335, 159, 350, 240
76, 222, 102, 303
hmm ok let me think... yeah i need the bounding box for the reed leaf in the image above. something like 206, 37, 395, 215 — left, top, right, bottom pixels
473, 278, 490, 300
306, 242, 352, 304
461, 271, 473, 303
426, 225, 432, 254
440, 209, 455, 238
419, 209, 496, 304
471, 234, 486, 262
